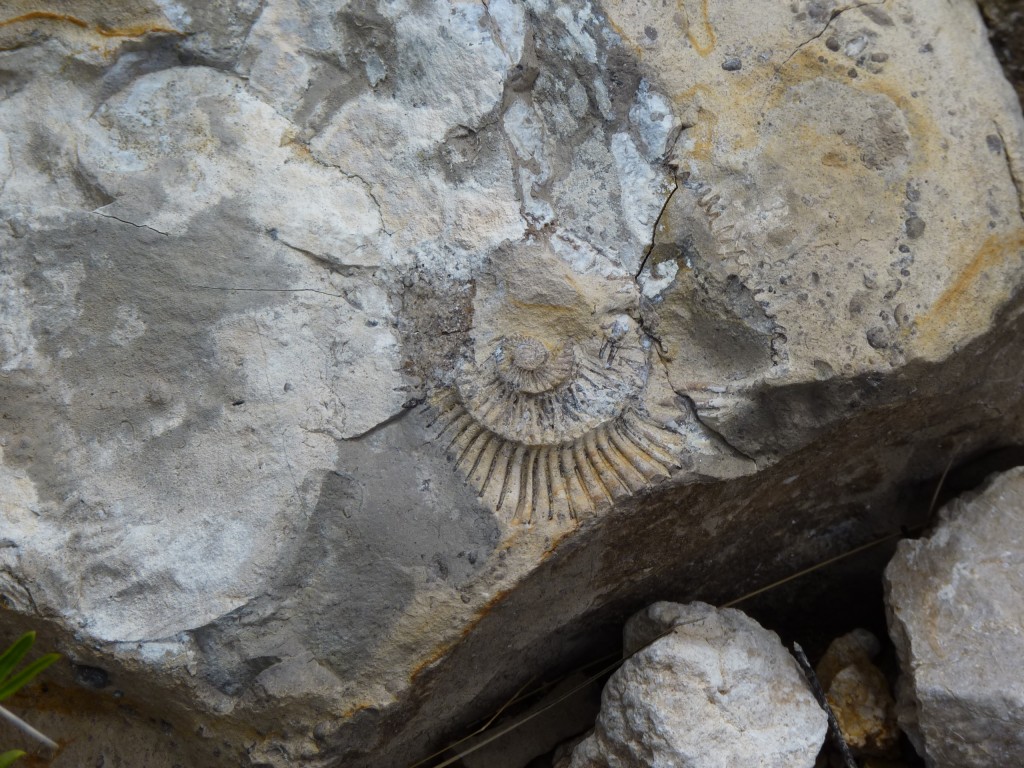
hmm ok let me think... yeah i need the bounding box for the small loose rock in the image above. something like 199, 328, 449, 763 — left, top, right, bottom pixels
816, 630, 899, 757
568, 602, 827, 768
885, 468, 1024, 767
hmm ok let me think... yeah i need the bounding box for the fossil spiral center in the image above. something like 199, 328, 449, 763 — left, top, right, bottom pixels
510, 338, 548, 371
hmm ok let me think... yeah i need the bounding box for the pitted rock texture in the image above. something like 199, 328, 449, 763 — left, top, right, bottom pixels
885, 467, 1024, 768
567, 602, 827, 768
0, 0, 1023, 766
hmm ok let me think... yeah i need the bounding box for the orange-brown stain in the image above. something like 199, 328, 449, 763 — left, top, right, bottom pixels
408, 586, 514, 683
679, 0, 716, 57
601, 15, 644, 58
918, 229, 1024, 344
542, 526, 577, 557
0, 11, 88, 29
659, 84, 718, 163
507, 298, 577, 315
821, 151, 849, 168
339, 702, 377, 719
406, 518, 579, 685
601, 2, 715, 58
0, 10, 180, 38
759, 46, 941, 180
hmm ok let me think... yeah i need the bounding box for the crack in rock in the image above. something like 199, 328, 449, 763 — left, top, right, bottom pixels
91, 210, 169, 236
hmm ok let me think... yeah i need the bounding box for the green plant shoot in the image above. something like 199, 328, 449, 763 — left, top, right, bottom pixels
0, 632, 60, 764
0, 633, 59, 702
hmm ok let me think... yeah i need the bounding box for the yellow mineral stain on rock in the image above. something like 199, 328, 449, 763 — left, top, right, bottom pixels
400, 514, 578, 690
339, 702, 376, 720
688, 107, 718, 163
507, 299, 579, 316
664, 84, 718, 163
917, 230, 1024, 348
408, 587, 512, 684
602, 0, 715, 57
680, 0, 716, 57
821, 151, 849, 168
764, 47, 941, 177
601, 15, 644, 58
0, 4, 180, 50
0, 10, 88, 29
856, 80, 942, 177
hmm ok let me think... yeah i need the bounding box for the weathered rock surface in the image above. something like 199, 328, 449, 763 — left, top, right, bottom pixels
567, 602, 827, 768
816, 629, 898, 757
885, 467, 1024, 768
0, 0, 1022, 765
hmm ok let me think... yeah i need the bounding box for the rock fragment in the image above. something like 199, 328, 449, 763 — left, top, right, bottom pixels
885, 467, 1024, 767
815, 629, 899, 757
568, 602, 827, 768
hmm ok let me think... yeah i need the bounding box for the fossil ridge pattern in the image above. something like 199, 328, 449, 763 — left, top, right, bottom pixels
428, 322, 685, 522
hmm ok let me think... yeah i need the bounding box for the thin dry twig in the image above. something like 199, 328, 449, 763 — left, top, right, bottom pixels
0, 704, 58, 751
927, 451, 958, 521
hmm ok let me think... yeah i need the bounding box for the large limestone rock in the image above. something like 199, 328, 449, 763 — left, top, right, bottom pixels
0, 0, 1022, 765
885, 467, 1024, 767
567, 602, 827, 768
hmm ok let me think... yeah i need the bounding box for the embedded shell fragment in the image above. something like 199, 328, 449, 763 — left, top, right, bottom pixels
430, 321, 684, 523
495, 335, 573, 395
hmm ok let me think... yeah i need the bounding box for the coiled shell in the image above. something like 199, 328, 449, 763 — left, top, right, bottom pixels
428, 318, 684, 523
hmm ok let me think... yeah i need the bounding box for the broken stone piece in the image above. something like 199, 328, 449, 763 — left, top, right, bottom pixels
885, 467, 1024, 767
816, 629, 899, 757
568, 602, 827, 767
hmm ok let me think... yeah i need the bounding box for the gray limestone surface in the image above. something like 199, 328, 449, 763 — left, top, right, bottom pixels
0, 0, 1022, 765
885, 467, 1024, 768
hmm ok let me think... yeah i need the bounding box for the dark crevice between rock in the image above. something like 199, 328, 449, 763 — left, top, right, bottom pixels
412, 444, 1024, 768
978, 0, 1024, 111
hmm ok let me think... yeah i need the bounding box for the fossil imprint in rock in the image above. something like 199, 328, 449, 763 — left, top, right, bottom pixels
427, 244, 686, 523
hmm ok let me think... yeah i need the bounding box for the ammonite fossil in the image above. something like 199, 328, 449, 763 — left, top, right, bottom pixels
428, 315, 684, 523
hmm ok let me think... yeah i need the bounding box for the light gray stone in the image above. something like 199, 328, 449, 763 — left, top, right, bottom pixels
0, 0, 1022, 765
568, 602, 827, 768
885, 467, 1024, 768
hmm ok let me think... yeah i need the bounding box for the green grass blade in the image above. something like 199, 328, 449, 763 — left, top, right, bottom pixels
0, 654, 60, 701
0, 750, 26, 768
0, 634, 35, 684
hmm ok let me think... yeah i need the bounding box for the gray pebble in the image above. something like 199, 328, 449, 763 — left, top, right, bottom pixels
722, 56, 742, 71
905, 217, 926, 239
866, 327, 890, 349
